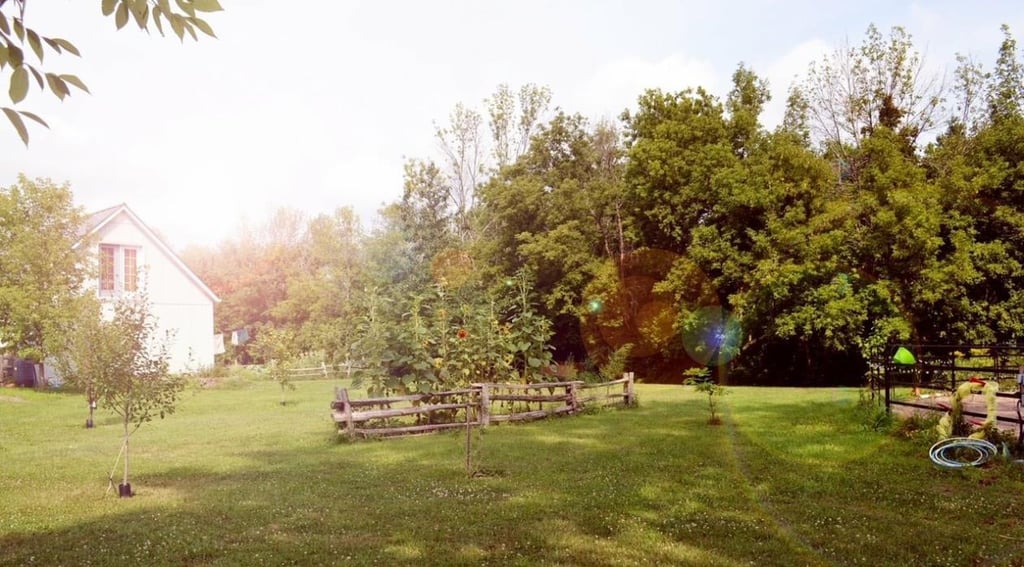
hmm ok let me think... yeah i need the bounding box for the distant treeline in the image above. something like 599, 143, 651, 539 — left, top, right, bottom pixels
182, 24, 1024, 387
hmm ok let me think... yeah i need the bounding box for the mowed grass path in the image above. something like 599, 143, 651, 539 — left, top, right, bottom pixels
2, 381, 1024, 565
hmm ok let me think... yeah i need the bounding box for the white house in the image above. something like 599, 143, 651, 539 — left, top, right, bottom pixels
78, 204, 220, 373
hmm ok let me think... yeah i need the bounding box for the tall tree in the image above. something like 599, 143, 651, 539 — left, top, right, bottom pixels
726, 63, 771, 158
0, 175, 91, 382
798, 24, 944, 159
485, 83, 553, 169
477, 110, 632, 362
182, 207, 308, 336
272, 207, 365, 365
926, 27, 1024, 343
622, 86, 734, 253
435, 102, 484, 239
397, 158, 456, 262
988, 24, 1024, 123
421, 84, 553, 243
622, 67, 897, 381
950, 53, 989, 135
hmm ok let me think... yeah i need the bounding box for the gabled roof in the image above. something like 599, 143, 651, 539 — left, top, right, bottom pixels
82, 204, 124, 236
77, 203, 221, 304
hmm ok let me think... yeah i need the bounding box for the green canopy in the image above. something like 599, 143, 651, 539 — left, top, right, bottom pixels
893, 347, 916, 365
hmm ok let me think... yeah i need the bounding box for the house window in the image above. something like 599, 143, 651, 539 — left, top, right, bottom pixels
98, 244, 140, 296
123, 248, 138, 292
100, 245, 116, 292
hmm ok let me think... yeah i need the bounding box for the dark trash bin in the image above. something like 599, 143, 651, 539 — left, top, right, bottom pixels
14, 359, 36, 387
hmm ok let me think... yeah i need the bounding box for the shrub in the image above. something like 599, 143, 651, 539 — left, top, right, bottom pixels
854, 389, 894, 432
599, 343, 633, 383
891, 412, 939, 439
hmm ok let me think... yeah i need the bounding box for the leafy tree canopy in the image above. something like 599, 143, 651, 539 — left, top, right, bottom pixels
0, 174, 91, 362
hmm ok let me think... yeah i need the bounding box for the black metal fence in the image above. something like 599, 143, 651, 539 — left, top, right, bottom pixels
881, 344, 1024, 443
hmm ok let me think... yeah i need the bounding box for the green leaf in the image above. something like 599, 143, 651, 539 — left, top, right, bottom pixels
102, 0, 118, 16
9, 66, 29, 104
18, 109, 48, 128
7, 44, 23, 67
45, 73, 68, 101
527, 357, 542, 368
152, 6, 165, 35
115, 2, 130, 30
12, 18, 24, 42
59, 74, 90, 94
130, 0, 150, 30
26, 30, 43, 62
183, 21, 198, 41
0, 13, 9, 35
42, 37, 62, 54
0, 46, 8, 68
188, 16, 216, 38
175, 0, 196, 17
169, 14, 185, 41
2, 107, 29, 145
51, 38, 81, 56
191, 0, 224, 12
27, 65, 43, 89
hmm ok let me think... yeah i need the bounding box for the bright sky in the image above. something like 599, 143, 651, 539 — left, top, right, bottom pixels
2, 1, 1022, 249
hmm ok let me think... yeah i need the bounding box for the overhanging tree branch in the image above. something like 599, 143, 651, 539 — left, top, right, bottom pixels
1, 0, 222, 145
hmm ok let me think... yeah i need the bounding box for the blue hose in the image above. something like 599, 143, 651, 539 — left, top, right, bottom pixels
929, 438, 998, 469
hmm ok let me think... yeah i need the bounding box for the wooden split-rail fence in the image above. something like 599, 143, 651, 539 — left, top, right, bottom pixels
286, 363, 356, 380
331, 373, 637, 438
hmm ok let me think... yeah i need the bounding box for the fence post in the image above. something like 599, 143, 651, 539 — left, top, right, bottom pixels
476, 383, 491, 427
337, 387, 355, 436
624, 372, 636, 406
883, 364, 891, 414
566, 381, 580, 413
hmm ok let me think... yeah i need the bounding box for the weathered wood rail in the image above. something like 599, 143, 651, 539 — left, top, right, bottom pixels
287, 362, 360, 379
331, 372, 636, 438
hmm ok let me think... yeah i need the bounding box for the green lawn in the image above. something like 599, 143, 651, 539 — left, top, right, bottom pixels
1, 380, 1023, 566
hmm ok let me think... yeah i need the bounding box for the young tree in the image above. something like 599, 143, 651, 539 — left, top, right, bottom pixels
55, 292, 183, 497
1, 0, 222, 144
251, 325, 297, 405
0, 175, 92, 385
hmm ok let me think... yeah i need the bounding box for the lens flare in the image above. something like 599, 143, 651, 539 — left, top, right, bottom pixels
681, 306, 742, 366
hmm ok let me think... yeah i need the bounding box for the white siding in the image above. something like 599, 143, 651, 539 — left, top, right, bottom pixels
94, 212, 216, 373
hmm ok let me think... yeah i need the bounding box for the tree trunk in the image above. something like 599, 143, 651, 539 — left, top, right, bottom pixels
120, 418, 132, 497
86, 391, 95, 428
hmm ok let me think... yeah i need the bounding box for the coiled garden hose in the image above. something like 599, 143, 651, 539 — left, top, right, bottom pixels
929, 437, 999, 469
